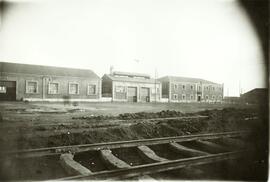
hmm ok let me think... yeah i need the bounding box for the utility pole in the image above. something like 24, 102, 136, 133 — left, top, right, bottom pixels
110, 65, 114, 75
239, 80, 241, 97
154, 68, 157, 104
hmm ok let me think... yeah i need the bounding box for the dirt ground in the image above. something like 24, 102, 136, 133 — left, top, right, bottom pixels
0, 101, 266, 150
0, 101, 268, 180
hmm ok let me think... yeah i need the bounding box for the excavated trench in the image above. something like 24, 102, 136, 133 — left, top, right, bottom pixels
2, 108, 262, 150
0, 108, 268, 181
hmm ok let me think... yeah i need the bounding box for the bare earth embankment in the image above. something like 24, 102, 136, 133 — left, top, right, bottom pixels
0, 101, 268, 180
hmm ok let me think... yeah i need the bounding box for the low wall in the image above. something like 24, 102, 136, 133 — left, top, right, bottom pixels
23, 98, 101, 102
160, 98, 169, 103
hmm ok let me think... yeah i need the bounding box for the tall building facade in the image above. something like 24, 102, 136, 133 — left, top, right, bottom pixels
158, 76, 223, 103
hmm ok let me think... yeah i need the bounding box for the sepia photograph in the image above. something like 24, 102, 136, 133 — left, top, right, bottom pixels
0, 0, 268, 181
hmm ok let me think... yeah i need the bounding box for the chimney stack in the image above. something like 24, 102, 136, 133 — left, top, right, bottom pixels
110, 66, 114, 75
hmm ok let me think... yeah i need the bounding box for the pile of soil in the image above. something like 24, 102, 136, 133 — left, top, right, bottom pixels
0, 107, 266, 150
72, 110, 187, 121
118, 110, 185, 120
72, 115, 115, 121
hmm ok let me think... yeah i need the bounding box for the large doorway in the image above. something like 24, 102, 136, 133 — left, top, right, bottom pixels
140, 87, 150, 102
197, 95, 201, 102
0, 81, 16, 101
127, 87, 137, 102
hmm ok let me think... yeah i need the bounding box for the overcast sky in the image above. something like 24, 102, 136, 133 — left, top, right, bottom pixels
0, 0, 266, 96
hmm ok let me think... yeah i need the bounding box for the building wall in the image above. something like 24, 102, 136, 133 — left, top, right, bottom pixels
201, 83, 223, 102
112, 81, 161, 102
169, 81, 223, 102
240, 89, 268, 105
102, 76, 112, 97
170, 82, 197, 102
161, 81, 169, 98
0, 72, 101, 101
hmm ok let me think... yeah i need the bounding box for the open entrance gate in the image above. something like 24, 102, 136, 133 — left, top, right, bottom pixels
127, 87, 137, 102
197, 95, 201, 102
140, 87, 150, 102
0, 81, 16, 101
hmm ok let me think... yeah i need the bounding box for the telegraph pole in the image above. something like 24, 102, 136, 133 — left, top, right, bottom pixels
154, 68, 157, 103
239, 80, 241, 97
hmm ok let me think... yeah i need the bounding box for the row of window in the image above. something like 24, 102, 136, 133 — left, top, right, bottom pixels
173, 94, 195, 100
173, 84, 194, 90
26, 81, 97, 95
204, 95, 222, 100
173, 94, 222, 100
173, 84, 222, 91
204, 86, 222, 91
115, 86, 160, 94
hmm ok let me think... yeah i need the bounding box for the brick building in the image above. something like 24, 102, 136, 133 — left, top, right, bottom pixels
158, 76, 223, 102
102, 71, 161, 102
240, 88, 268, 105
223, 96, 240, 104
0, 62, 101, 101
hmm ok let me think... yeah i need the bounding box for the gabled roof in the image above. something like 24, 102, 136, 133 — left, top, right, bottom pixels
0, 62, 100, 79
158, 76, 219, 85
102, 74, 160, 84
242, 88, 268, 95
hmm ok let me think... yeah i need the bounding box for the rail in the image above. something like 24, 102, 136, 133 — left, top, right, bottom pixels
57, 150, 249, 180
2, 130, 250, 158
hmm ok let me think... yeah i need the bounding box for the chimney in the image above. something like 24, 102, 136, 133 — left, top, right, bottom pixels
110, 66, 114, 75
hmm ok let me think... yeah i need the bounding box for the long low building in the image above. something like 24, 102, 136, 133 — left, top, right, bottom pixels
0, 62, 101, 101
0, 62, 224, 103
102, 71, 161, 102
240, 88, 268, 105
158, 76, 223, 102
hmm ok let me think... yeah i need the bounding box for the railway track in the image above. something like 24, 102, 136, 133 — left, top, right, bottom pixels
59, 150, 247, 180
1, 130, 253, 181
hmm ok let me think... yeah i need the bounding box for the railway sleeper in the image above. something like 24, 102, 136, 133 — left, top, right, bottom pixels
100, 149, 131, 169
99, 149, 156, 181
190, 140, 230, 153
137, 174, 157, 181
219, 137, 249, 149
60, 153, 93, 176
137, 145, 168, 163
169, 142, 209, 157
